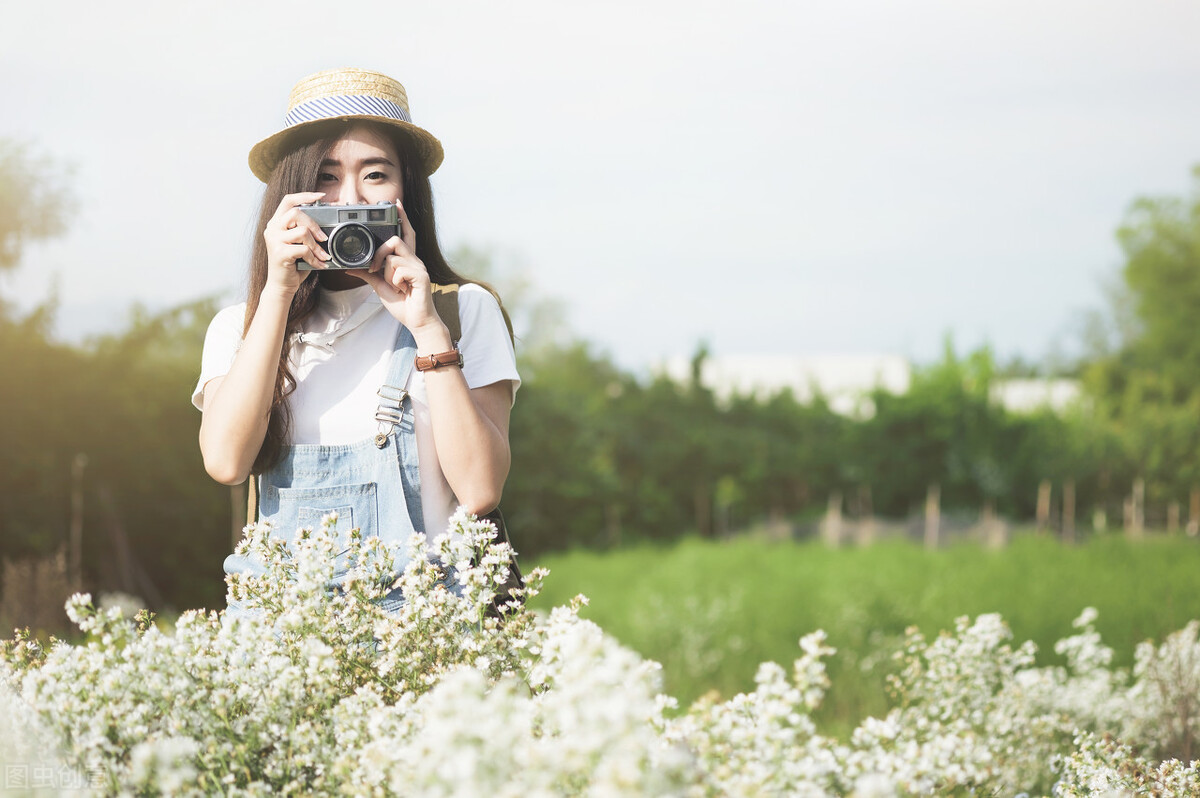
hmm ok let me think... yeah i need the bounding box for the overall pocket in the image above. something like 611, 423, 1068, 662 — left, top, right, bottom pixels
276, 482, 380, 578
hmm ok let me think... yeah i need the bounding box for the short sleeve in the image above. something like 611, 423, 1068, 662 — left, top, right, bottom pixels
456, 284, 520, 404
191, 303, 247, 411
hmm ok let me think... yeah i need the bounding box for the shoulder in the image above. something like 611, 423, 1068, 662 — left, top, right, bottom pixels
456, 284, 508, 328
457, 282, 498, 301
199, 303, 247, 362
193, 302, 247, 410
455, 283, 502, 313
451, 284, 520, 398
207, 303, 247, 339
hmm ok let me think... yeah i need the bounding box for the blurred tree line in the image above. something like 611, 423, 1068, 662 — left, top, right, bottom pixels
3, 143, 1199, 613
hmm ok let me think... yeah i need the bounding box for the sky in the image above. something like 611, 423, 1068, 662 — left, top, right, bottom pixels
4, 0, 1200, 373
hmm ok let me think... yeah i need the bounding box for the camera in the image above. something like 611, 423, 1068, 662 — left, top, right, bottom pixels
296, 201, 400, 270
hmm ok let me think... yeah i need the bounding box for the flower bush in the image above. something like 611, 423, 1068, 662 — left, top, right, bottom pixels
2, 511, 1200, 796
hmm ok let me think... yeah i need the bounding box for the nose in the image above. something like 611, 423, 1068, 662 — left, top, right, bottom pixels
324, 181, 362, 205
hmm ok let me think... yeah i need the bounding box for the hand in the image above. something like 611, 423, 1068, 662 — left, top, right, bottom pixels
262, 192, 330, 295
352, 202, 451, 350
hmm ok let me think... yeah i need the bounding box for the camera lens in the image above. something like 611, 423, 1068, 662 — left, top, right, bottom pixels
329, 224, 374, 268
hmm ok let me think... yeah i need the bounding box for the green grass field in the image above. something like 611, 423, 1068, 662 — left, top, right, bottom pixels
528, 530, 1200, 737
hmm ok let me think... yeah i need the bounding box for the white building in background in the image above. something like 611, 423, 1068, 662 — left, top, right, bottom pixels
989, 378, 1082, 414
658, 354, 1082, 417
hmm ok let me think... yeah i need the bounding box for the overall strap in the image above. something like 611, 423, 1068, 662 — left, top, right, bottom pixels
373, 323, 418, 448
375, 323, 425, 533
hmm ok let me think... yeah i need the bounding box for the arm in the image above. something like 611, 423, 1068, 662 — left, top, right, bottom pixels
198, 287, 292, 485
198, 192, 330, 485
417, 326, 513, 515
353, 203, 513, 514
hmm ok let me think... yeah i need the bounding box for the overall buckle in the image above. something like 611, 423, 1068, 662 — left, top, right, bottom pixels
374, 385, 409, 448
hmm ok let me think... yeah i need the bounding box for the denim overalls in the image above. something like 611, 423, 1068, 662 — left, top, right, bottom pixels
224, 324, 423, 615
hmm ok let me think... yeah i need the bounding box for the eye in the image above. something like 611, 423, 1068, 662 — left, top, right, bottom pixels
317, 172, 337, 184
365, 170, 389, 181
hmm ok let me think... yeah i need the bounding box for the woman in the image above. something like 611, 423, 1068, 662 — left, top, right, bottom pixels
192, 68, 519, 611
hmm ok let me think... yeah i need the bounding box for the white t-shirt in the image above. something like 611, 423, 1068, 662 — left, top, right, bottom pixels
192, 282, 520, 538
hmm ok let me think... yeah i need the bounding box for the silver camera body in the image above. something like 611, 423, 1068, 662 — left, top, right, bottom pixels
296, 201, 400, 270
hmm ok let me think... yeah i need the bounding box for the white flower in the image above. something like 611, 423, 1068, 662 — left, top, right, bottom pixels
5, 512, 1200, 795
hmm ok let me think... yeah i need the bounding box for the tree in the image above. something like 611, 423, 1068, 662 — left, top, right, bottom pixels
1076, 166, 1200, 516
0, 140, 70, 274
1112, 167, 1200, 396
0, 140, 75, 557
505, 341, 632, 554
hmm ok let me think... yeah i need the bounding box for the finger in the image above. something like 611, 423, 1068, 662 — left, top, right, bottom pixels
283, 207, 329, 242
285, 227, 331, 261
271, 192, 327, 224
370, 235, 405, 273
381, 257, 410, 293
267, 227, 327, 267
378, 234, 411, 259
281, 244, 325, 270
385, 256, 429, 294
267, 216, 325, 257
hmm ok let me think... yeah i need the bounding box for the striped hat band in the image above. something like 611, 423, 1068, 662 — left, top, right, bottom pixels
283, 95, 414, 128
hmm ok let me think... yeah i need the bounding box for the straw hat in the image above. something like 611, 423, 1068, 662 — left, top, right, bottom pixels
248, 68, 444, 182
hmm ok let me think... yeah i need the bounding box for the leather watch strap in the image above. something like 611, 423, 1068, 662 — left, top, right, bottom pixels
414, 348, 464, 371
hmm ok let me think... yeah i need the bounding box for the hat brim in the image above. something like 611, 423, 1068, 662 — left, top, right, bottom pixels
248, 116, 444, 183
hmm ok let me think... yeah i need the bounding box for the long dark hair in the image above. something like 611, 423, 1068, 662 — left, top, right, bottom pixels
244, 120, 510, 473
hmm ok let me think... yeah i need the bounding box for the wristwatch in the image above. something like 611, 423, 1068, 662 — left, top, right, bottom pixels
414, 348, 464, 372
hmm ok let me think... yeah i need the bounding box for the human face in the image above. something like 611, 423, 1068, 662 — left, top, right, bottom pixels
316, 126, 404, 206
